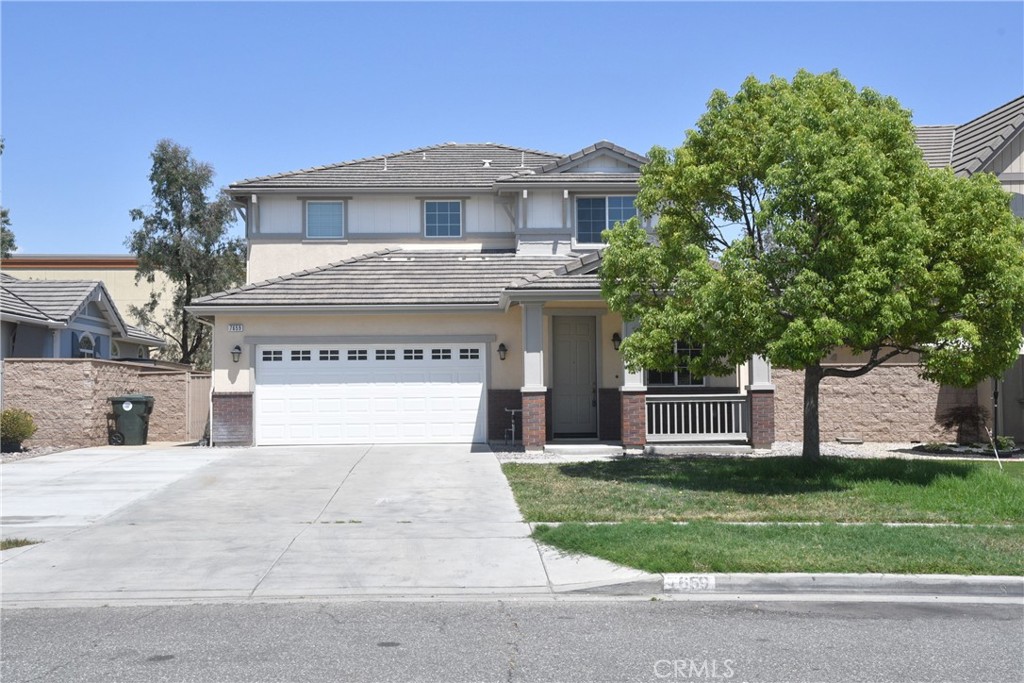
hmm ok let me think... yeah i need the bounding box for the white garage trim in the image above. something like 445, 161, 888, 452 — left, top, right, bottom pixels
254, 342, 487, 445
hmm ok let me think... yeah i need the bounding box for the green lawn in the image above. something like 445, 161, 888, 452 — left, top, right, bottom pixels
503, 457, 1024, 575
502, 457, 1024, 524
533, 521, 1024, 575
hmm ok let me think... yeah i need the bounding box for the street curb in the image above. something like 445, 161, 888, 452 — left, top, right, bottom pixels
660, 573, 1024, 597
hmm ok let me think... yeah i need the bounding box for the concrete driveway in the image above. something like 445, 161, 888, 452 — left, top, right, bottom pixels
1, 445, 651, 605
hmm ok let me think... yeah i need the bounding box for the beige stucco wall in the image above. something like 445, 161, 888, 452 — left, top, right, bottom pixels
773, 365, 979, 443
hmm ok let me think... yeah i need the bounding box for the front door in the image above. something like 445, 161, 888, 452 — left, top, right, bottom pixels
552, 316, 597, 437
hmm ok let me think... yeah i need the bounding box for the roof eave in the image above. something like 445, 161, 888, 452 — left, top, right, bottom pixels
185, 303, 504, 316
500, 288, 604, 310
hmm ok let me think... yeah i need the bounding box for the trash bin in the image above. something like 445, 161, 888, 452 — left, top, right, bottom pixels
109, 394, 155, 445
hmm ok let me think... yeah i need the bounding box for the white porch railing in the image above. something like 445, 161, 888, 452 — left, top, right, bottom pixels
646, 394, 749, 443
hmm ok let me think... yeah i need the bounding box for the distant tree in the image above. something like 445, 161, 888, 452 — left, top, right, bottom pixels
1, 138, 15, 258
127, 139, 245, 368
601, 70, 1024, 460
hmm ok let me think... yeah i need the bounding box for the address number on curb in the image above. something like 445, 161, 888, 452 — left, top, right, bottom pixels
664, 574, 716, 592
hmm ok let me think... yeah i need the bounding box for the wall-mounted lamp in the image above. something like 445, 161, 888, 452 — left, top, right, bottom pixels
611, 333, 622, 351
231, 345, 242, 363
497, 343, 508, 361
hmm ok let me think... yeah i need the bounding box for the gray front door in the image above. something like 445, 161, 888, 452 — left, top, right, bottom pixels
1003, 356, 1024, 442
552, 316, 597, 437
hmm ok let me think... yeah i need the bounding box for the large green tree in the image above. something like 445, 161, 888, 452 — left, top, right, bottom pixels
127, 139, 245, 368
1, 138, 15, 258
602, 70, 1024, 460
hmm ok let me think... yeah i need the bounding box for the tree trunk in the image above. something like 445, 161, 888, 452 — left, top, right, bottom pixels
802, 363, 824, 461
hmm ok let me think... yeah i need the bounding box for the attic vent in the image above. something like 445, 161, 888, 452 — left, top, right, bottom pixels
422, 152, 427, 160
482, 159, 492, 168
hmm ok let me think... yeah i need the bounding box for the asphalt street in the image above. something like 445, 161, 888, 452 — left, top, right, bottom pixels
2, 599, 1021, 682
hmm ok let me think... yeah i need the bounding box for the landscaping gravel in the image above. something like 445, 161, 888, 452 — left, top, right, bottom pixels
1, 445, 73, 464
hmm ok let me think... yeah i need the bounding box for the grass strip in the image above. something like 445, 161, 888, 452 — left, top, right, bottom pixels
533, 521, 1024, 575
0, 538, 38, 551
503, 457, 1024, 524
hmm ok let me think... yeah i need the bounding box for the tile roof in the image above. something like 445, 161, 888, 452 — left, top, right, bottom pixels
915, 126, 956, 168
190, 249, 586, 309
915, 95, 1024, 175
1, 279, 106, 322
229, 143, 562, 191
949, 95, 1024, 176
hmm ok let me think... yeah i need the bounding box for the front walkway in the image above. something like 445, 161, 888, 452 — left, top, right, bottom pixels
1, 444, 651, 606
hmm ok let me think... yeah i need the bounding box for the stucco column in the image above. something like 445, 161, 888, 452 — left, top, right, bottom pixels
620, 321, 646, 453
521, 302, 547, 451
747, 354, 775, 450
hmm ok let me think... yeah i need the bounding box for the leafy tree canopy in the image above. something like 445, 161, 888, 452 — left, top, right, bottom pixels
602, 70, 1024, 459
126, 139, 245, 368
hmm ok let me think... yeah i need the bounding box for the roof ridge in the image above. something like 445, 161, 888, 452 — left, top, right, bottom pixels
230, 142, 563, 187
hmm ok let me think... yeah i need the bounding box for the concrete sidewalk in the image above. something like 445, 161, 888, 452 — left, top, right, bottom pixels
1, 444, 652, 606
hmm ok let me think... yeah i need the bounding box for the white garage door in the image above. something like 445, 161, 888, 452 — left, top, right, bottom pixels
254, 343, 487, 445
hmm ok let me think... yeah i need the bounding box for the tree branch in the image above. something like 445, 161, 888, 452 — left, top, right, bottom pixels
821, 347, 905, 379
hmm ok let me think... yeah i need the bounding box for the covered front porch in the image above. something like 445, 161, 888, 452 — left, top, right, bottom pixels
502, 296, 776, 452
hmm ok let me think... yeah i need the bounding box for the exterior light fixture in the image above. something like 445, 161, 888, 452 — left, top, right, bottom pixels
497, 343, 508, 361
231, 345, 242, 363
611, 333, 622, 351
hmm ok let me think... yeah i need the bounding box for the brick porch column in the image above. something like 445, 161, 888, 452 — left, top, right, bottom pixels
211, 392, 253, 446
620, 390, 647, 452
747, 355, 775, 449
521, 390, 547, 451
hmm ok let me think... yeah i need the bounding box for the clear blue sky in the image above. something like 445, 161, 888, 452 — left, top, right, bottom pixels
2, 1, 1022, 254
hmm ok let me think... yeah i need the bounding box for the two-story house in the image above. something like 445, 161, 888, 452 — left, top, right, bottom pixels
190, 95, 1024, 451
189, 141, 771, 449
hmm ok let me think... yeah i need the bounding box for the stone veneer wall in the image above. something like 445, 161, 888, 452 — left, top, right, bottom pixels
773, 366, 978, 442
1, 359, 196, 448
134, 372, 189, 442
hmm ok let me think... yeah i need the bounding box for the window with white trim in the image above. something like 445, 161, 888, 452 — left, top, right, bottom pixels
424, 200, 462, 238
646, 341, 704, 387
77, 333, 95, 358
306, 200, 344, 239
575, 195, 637, 243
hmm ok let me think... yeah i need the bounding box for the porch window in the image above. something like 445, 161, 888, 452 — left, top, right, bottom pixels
305, 200, 345, 239
575, 195, 636, 243
646, 341, 704, 387
424, 200, 462, 238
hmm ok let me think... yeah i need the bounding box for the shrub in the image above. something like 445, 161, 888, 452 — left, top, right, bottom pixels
1, 408, 37, 452
994, 436, 1016, 452
919, 442, 949, 453
936, 405, 989, 444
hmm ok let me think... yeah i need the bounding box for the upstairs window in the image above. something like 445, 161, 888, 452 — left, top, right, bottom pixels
306, 200, 344, 239
575, 195, 636, 243
424, 200, 462, 238
646, 341, 704, 387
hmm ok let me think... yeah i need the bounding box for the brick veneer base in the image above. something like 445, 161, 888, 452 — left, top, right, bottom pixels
522, 391, 547, 451
748, 389, 775, 449
620, 391, 646, 449
212, 392, 253, 446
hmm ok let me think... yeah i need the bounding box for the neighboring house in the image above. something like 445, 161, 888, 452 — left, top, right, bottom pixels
915, 95, 1024, 442
191, 96, 1024, 450
0, 274, 165, 361
0, 254, 174, 336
